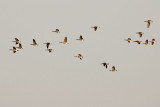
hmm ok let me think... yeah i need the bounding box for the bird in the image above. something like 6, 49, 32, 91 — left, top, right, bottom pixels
10, 47, 18, 53
144, 20, 153, 28
76, 35, 84, 41
143, 40, 149, 45
59, 37, 69, 44
44, 42, 51, 49
74, 54, 83, 60
52, 29, 60, 33
46, 49, 54, 53
109, 66, 117, 72
136, 32, 144, 38
91, 26, 99, 31
16, 43, 23, 49
12, 38, 20, 44
125, 38, 132, 43
134, 40, 141, 44
30, 39, 38, 46
101, 62, 109, 69
150, 38, 156, 45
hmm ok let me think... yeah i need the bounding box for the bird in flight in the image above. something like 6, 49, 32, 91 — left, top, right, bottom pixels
74, 54, 83, 60
30, 39, 38, 46
46, 49, 54, 53
10, 47, 18, 53
12, 38, 20, 44
144, 20, 153, 28
91, 26, 99, 31
52, 29, 60, 33
16, 43, 23, 49
110, 66, 117, 72
125, 38, 132, 43
143, 40, 149, 45
136, 32, 144, 38
150, 38, 156, 45
44, 42, 51, 49
134, 40, 141, 44
101, 62, 109, 69
59, 37, 69, 44
76, 35, 84, 41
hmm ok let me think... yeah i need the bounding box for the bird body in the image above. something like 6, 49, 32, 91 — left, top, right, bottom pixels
52, 29, 60, 33
44, 42, 51, 48
110, 66, 117, 72
91, 26, 99, 31
150, 38, 156, 45
125, 38, 131, 43
16, 43, 23, 49
76, 35, 84, 41
12, 38, 20, 44
59, 37, 69, 44
134, 40, 141, 44
10, 47, 18, 53
101, 62, 109, 69
74, 54, 83, 60
143, 40, 149, 45
30, 39, 38, 46
144, 20, 153, 28
136, 32, 144, 38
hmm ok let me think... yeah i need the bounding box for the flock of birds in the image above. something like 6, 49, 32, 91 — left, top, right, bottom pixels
125, 20, 156, 45
9, 20, 154, 72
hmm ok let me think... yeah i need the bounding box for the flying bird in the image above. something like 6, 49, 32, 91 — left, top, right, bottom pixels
12, 38, 20, 44
101, 62, 109, 69
76, 35, 84, 41
143, 40, 149, 45
46, 49, 54, 53
125, 38, 132, 43
59, 37, 69, 44
136, 32, 144, 38
110, 66, 117, 72
134, 40, 141, 44
44, 42, 51, 49
52, 29, 60, 33
144, 20, 153, 28
91, 26, 99, 31
74, 54, 83, 60
10, 47, 18, 53
16, 43, 23, 49
150, 38, 156, 45
30, 39, 38, 46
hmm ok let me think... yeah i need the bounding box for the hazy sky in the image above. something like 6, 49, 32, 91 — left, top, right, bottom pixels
1, 0, 160, 107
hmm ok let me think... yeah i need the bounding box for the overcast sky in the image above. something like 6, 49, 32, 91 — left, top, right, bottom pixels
1, 0, 160, 107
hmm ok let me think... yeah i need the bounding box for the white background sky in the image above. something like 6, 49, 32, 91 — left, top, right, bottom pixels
0, 0, 160, 107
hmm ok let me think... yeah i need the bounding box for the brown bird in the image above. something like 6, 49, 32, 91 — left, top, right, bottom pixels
52, 29, 60, 33
59, 37, 69, 44
150, 38, 156, 45
143, 40, 149, 45
44, 42, 51, 49
101, 62, 109, 69
16, 43, 23, 49
30, 39, 38, 46
46, 49, 54, 53
74, 54, 83, 60
76, 35, 84, 41
10, 47, 18, 53
12, 38, 20, 44
91, 26, 99, 31
125, 38, 132, 43
109, 66, 117, 72
144, 20, 153, 28
134, 40, 141, 44
136, 32, 144, 38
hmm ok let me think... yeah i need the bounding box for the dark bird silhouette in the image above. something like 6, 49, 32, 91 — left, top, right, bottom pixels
44, 42, 51, 49
12, 38, 20, 44
76, 35, 84, 41
125, 38, 132, 43
134, 40, 141, 44
101, 62, 109, 69
46, 49, 54, 53
150, 38, 156, 45
16, 43, 23, 49
59, 37, 69, 44
109, 66, 117, 72
74, 54, 83, 60
136, 32, 144, 38
52, 29, 60, 33
10, 47, 18, 53
91, 26, 99, 31
30, 39, 38, 46
143, 40, 149, 45
144, 20, 153, 28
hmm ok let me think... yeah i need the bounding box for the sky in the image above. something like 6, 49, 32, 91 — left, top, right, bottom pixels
0, 0, 160, 107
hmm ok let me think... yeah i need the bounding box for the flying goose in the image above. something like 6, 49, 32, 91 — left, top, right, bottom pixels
74, 54, 83, 60
12, 38, 20, 44
46, 49, 54, 53
150, 38, 156, 45
30, 39, 38, 46
101, 62, 109, 69
16, 43, 23, 49
76, 35, 84, 41
136, 32, 144, 38
109, 66, 117, 72
91, 26, 99, 31
59, 37, 69, 44
44, 42, 51, 49
125, 38, 132, 43
52, 29, 60, 33
143, 40, 149, 45
144, 20, 153, 28
134, 40, 141, 44
10, 47, 18, 53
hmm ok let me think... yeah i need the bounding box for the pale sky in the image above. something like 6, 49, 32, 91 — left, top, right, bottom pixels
1, 0, 160, 107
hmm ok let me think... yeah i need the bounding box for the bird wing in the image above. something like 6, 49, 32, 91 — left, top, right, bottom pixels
19, 43, 22, 48
33, 39, 36, 44
15, 38, 19, 41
